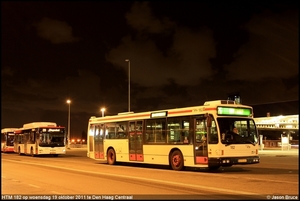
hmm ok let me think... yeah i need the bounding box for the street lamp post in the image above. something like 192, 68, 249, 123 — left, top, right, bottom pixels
101, 108, 105, 117
125, 59, 130, 112
66, 99, 71, 149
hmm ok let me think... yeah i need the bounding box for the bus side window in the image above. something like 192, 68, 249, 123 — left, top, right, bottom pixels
182, 119, 190, 143
117, 122, 128, 139
117, 123, 127, 139
106, 123, 116, 139
145, 120, 155, 143
209, 134, 218, 144
157, 119, 166, 143
167, 117, 189, 144
30, 131, 35, 143
116, 125, 123, 138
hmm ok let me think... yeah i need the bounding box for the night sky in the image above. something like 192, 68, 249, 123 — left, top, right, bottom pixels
1, 1, 298, 138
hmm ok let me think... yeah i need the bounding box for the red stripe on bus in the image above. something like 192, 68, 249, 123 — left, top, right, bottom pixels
90, 114, 150, 122
204, 107, 216, 111
168, 110, 192, 114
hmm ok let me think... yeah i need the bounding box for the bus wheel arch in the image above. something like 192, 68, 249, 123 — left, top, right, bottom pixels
107, 148, 116, 165
169, 149, 184, 171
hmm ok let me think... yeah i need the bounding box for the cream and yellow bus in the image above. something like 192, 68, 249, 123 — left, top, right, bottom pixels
87, 100, 260, 170
14, 122, 67, 157
1, 128, 18, 153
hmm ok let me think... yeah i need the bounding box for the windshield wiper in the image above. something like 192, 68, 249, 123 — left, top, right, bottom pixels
244, 140, 255, 146
224, 140, 235, 146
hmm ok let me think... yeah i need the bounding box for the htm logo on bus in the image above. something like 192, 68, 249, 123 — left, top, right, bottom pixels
2, 195, 13, 200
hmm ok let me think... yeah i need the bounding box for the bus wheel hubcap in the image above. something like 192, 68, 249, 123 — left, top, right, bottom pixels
173, 156, 180, 166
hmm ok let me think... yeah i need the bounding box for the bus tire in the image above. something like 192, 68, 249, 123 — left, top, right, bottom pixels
170, 150, 184, 171
18, 147, 21, 155
208, 166, 220, 170
107, 148, 116, 165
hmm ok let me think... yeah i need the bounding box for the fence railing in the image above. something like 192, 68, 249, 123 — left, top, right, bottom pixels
263, 140, 298, 147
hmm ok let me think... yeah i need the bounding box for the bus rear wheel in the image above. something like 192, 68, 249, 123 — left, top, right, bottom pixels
107, 148, 116, 165
170, 150, 184, 171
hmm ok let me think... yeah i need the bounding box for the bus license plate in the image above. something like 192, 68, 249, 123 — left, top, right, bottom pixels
50, 152, 56, 154
238, 159, 247, 163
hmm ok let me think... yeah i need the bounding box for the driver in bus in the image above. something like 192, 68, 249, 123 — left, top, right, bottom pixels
228, 127, 243, 141
232, 127, 239, 135
222, 127, 239, 141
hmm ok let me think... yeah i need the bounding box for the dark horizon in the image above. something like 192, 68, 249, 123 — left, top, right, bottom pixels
2, 2, 298, 137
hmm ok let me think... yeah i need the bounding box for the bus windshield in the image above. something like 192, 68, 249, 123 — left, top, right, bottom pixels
39, 132, 65, 147
7, 134, 15, 146
218, 117, 258, 145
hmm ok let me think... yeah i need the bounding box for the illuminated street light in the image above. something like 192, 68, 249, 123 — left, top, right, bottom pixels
101, 108, 105, 117
125, 59, 130, 112
66, 99, 71, 149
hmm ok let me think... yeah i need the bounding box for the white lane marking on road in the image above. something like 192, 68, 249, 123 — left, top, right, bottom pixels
28, 184, 41, 188
51, 191, 62, 194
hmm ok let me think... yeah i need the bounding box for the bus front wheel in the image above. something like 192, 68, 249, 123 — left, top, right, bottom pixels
107, 148, 116, 165
170, 150, 184, 171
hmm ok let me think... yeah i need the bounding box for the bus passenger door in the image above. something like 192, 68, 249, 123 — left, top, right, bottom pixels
94, 124, 105, 159
24, 131, 29, 154
194, 117, 208, 164
129, 121, 144, 161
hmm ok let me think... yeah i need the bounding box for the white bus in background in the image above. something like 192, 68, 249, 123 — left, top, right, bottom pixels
87, 100, 260, 171
1, 128, 18, 153
14, 122, 67, 157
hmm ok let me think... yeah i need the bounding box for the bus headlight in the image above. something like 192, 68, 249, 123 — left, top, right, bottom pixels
253, 158, 259, 162
222, 159, 230, 163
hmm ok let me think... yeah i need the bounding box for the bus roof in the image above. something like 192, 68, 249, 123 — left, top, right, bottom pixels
204, 99, 238, 106
1, 128, 18, 133
23, 122, 57, 128
14, 128, 23, 134
89, 100, 252, 124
